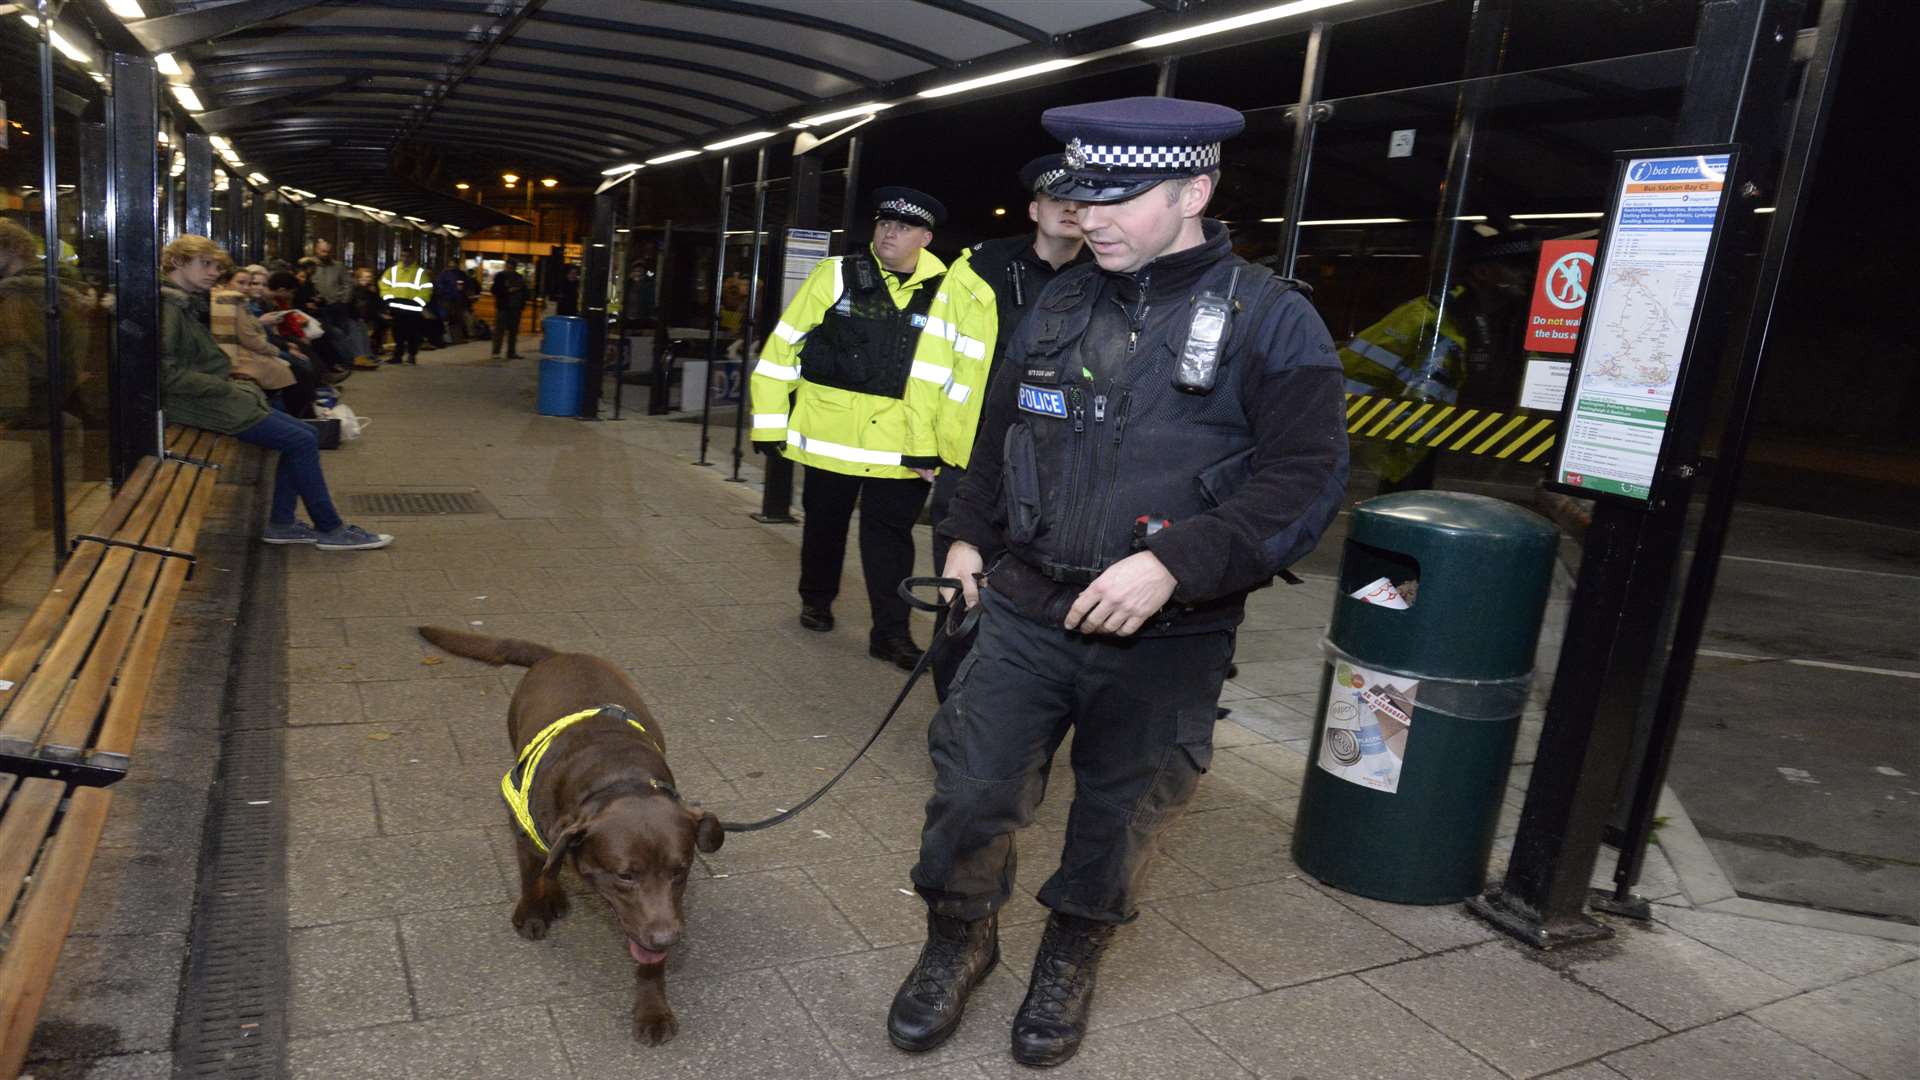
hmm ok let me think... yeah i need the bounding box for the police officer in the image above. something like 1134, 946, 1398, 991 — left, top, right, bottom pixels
929, 154, 1090, 700
749, 187, 994, 670
887, 99, 1348, 1067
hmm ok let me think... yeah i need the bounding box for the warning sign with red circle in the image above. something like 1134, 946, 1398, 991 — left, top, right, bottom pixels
1525, 238, 1598, 354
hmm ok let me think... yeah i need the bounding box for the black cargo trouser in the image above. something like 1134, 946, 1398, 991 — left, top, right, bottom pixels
798, 465, 930, 645
911, 587, 1234, 924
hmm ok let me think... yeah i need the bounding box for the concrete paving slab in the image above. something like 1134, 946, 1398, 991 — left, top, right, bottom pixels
1602, 1015, 1856, 1080
704, 734, 897, 796
970, 1014, 1254, 1079
66, 848, 195, 937
802, 851, 1048, 950
287, 827, 505, 927
1156, 803, 1296, 889
285, 718, 462, 779
94, 777, 207, 855
1358, 941, 1661, 1077
548, 970, 851, 1078
288, 774, 381, 843
373, 763, 515, 835
289, 681, 366, 725
1010, 822, 1212, 907
695, 794, 887, 875
1215, 697, 1316, 743
1863, 959, 1919, 999
781, 941, 1029, 1077
354, 673, 512, 725
1314, 887, 1502, 954
288, 617, 349, 648
670, 867, 868, 979
399, 901, 637, 1018
26, 933, 187, 1060
1537, 1066, 1628, 1080
994, 908, 1259, 1028
1652, 902, 1918, 990
289, 919, 414, 1035
1187, 975, 1505, 1080
829, 782, 942, 854
287, 1005, 572, 1080
1748, 975, 1920, 1080
1154, 878, 1417, 989
1556, 922, 1797, 1030
1227, 625, 1328, 663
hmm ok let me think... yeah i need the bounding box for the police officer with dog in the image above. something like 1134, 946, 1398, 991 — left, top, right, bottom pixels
888, 98, 1349, 1067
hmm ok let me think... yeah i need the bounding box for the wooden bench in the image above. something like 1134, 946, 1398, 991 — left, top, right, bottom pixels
0, 425, 235, 1079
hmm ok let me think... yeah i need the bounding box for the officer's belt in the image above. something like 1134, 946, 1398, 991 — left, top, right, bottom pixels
500, 703, 675, 854
1036, 558, 1104, 586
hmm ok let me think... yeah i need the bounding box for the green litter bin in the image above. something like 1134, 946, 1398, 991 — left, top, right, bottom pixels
1291, 492, 1558, 904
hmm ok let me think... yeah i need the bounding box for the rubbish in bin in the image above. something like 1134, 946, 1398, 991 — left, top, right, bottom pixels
1318, 657, 1418, 793
1351, 576, 1413, 609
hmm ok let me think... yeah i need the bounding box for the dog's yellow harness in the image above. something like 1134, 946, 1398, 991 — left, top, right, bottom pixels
501, 704, 669, 854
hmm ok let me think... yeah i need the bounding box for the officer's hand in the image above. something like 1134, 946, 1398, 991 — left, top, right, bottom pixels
910, 467, 936, 482
1065, 551, 1177, 638
754, 440, 785, 457
940, 542, 984, 609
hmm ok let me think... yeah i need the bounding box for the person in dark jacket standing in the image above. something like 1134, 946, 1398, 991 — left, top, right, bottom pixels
887, 99, 1348, 1067
928, 153, 1089, 700
490, 262, 528, 359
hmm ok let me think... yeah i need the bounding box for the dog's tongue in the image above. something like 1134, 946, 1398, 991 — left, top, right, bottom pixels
628, 938, 667, 966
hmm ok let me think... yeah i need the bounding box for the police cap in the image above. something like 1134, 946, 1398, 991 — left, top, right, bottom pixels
1040, 97, 1245, 205
872, 186, 944, 229
1019, 154, 1068, 196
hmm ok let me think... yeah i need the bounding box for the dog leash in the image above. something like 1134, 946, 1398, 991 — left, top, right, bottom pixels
719, 576, 979, 834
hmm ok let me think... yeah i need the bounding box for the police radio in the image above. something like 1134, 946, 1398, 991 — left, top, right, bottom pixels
1174, 265, 1243, 394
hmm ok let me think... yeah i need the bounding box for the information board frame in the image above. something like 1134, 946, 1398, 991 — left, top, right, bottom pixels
1547, 143, 1741, 506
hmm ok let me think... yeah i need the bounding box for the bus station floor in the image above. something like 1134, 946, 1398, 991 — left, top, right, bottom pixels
23, 341, 1920, 1079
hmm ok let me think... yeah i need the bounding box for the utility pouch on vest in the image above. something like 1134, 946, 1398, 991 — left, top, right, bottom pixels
1001, 423, 1043, 546
1175, 266, 1241, 394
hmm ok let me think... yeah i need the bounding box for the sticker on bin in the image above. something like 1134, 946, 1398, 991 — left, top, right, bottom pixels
1351, 576, 1412, 609
1319, 659, 1418, 793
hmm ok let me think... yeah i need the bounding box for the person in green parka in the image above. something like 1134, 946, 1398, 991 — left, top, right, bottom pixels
160, 234, 392, 550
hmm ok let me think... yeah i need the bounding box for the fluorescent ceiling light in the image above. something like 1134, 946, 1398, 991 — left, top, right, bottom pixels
104, 0, 146, 18
154, 52, 181, 75
703, 130, 776, 151
156, 130, 169, 143
209, 135, 230, 150
1305, 217, 1409, 226
1753, 206, 1776, 214
246, 172, 268, 185
40, 24, 92, 65
1512, 212, 1604, 220
171, 85, 204, 112
1134, 0, 1353, 49
403, 216, 427, 224
600, 162, 642, 176
281, 187, 316, 199
322, 198, 350, 206
795, 102, 895, 128
645, 149, 700, 165
919, 58, 1082, 99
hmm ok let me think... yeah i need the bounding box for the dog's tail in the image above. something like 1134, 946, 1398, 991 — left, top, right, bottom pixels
417, 626, 558, 668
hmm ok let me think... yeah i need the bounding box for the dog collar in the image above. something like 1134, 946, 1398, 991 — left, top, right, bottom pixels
501, 704, 664, 854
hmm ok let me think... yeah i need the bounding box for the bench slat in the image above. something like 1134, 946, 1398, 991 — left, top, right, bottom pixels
0, 778, 62, 920
0, 786, 112, 1080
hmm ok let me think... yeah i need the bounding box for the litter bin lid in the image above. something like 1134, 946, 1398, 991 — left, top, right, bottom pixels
1354, 492, 1559, 544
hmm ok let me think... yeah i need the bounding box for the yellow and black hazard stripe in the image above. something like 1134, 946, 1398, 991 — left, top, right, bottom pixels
1344, 395, 1559, 464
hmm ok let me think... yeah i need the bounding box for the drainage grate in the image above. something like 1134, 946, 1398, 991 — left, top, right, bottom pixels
341, 490, 492, 516
173, 525, 291, 1079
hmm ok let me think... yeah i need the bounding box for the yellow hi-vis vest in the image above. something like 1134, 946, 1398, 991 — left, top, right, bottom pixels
379, 263, 432, 313
749, 246, 996, 479
501, 706, 664, 854
1338, 290, 1469, 483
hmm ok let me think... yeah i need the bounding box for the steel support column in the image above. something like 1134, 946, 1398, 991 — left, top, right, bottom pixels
578, 189, 616, 419
107, 54, 161, 483
183, 133, 213, 238
1275, 21, 1331, 275
34, 0, 68, 559
837, 135, 862, 256
729, 145, 769, 482
1471, 0, 1806, 948
696, 155, 732, 465
754, 147, 817, 523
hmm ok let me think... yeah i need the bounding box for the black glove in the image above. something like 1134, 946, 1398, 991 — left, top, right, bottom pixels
755, 441, 785, 457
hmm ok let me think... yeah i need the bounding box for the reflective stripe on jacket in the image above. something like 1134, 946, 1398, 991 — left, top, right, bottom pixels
1337, 291, 1467, 483
379, 263, 432, 312
748, 246, 995, 479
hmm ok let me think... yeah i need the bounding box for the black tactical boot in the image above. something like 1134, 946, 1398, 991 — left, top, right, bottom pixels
1010, 912, 1117, 1067
887, 912, 999, 1052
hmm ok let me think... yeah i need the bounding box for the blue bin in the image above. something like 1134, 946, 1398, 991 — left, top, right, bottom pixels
541, 316, 587, 359
537, 356, 584, 417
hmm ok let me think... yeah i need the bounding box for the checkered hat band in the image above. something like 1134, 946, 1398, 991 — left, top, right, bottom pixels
878, 198, 933, 223
1075, 142, 1220, 171
1034, 169, 1067, 191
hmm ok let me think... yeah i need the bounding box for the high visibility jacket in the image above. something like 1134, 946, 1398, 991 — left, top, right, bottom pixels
749, 246, 994, 479
379, 262, 433, 313
1337, 290, 1468, 482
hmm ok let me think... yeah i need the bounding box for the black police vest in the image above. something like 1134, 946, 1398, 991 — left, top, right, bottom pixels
996, 257, 1302, 584
798, 251, 943, 399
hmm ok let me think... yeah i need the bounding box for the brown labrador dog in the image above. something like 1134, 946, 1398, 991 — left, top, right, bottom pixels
418, 626, 723, 1044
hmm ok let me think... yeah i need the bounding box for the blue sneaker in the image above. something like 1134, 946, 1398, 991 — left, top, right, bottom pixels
314, 524, 394, 551
262, 521, 322, 545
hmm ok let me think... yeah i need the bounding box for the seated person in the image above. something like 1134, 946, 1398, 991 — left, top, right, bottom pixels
160, 234, 391, 551
265, 270, 349, 382
210, 265, 299, 406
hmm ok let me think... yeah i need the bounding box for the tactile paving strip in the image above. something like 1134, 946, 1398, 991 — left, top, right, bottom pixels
341, 491, 492, 515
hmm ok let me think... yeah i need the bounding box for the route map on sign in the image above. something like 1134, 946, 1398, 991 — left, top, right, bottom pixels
1556, 152, 1729, 501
